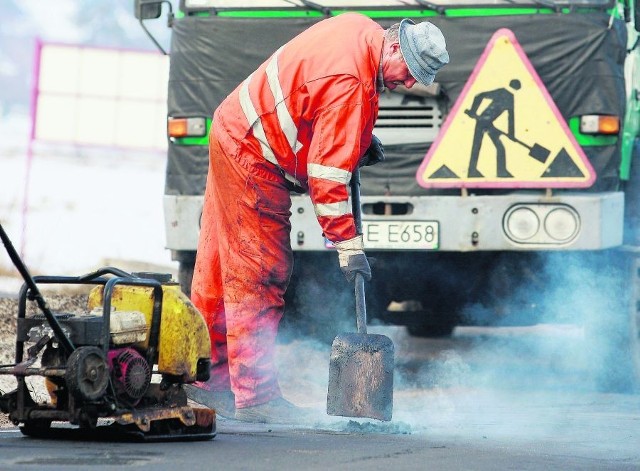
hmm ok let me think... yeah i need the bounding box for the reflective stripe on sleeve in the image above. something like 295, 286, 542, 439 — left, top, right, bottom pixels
314, 200, 351, 217
266, 48, 303, 154
308, 163, 352, 184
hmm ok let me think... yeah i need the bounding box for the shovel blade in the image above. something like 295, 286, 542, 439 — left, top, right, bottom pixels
327, 333, 394, 422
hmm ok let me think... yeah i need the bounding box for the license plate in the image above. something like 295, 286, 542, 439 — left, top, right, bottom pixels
363, 220, 439, 249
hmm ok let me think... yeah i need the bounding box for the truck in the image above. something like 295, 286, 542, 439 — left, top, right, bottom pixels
134, 0, 640, 391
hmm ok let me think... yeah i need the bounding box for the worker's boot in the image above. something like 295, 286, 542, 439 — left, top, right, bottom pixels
235, 397, 316, 425
184, 384, 236, 419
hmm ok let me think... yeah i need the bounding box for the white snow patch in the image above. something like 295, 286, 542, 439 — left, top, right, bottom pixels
0, 114, 177, 290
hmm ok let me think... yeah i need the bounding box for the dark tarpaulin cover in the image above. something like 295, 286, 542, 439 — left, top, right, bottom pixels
166, 12, 627, 196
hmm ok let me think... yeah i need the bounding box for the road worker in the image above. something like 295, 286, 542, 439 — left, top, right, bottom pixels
185, 13, 449, 424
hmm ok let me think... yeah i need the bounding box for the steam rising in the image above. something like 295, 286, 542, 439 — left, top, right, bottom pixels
276, 249, 639, 434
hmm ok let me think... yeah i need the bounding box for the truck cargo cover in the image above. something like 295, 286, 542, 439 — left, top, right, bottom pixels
166, 12, 626, 196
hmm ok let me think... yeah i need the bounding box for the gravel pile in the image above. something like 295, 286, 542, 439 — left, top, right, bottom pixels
0, 293, 89, 428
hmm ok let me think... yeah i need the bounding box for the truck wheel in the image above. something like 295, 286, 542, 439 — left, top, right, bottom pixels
603, 250, 640, 392
581, 250, 640, 393
626, 252, 640, 392
405, 304, 459, 338
178, 260, 195, 298
623, 138, 640, 245
401, 294, 462, 338
406, 322, 456, 338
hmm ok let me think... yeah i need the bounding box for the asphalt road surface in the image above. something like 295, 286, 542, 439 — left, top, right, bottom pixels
1, 324, 639, 470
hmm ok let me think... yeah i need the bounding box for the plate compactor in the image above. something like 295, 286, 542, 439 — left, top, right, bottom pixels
0, 223, 215, 441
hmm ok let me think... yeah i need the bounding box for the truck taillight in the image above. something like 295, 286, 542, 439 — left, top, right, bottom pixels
168, 117, 207, 138
579, 115, 619, 135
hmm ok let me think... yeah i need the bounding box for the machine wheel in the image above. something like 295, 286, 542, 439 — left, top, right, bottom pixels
65, 346, 110, 401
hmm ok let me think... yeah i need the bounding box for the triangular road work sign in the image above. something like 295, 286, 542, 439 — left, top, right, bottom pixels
417, 28, 595, 189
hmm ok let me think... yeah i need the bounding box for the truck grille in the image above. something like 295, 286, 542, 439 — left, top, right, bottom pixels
374, 92, 442, 145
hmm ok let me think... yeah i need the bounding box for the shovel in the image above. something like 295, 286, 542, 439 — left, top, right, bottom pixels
326, 169, 394, 422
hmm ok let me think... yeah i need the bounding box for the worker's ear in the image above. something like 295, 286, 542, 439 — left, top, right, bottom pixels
382, 40, 400, 58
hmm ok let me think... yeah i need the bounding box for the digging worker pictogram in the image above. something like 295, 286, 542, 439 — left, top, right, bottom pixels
185, 14, 449, 424
465, 79, 521, 178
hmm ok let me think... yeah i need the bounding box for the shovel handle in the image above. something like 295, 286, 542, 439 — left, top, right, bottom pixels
355, 273, 367, 334
351, 169, 362, 235
350, 169, 367, 334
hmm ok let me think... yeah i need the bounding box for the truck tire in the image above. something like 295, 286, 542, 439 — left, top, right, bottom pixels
174, 250, 197, 298
623, 250, 640, 392
406, 321, 456, 338
597, 139, 640, 392
623, 138, 640, 245
574, 250, 640, 393
594, 249, 640, 393
178, 260, 195, 298
404, 300, 461, 338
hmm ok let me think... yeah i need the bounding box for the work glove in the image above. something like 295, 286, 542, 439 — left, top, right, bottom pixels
359, 135, 385, 167
334, 235, 372, 282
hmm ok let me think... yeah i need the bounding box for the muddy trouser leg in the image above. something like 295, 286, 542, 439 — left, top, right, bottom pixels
192, 132, 293, 408
191, 137, 232, 392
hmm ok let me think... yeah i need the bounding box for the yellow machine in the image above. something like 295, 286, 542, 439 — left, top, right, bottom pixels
0, 225, 215, 442
87, 282, 210, 383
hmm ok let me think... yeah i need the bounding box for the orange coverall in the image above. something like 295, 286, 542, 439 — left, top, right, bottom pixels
191, 13, 383, 408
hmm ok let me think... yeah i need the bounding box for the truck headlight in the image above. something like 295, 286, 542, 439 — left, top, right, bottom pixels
504, 204, 580, 245
544, 207, 579, 242
505, 207, 539, 241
